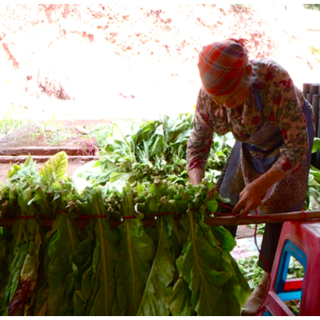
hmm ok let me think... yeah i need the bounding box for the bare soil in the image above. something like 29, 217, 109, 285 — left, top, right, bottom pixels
1, 4, 320, 123
237, 225, 258, 239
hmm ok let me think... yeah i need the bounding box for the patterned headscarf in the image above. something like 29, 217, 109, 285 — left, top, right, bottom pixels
197, 39, 248, 97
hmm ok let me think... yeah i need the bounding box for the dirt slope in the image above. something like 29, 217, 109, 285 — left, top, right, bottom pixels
0, 4, 320, 121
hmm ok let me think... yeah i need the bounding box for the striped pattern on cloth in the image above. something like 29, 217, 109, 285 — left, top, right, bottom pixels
197, 39, 248, 97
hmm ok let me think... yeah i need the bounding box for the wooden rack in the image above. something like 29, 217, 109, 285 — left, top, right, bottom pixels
1, 210, 320, 229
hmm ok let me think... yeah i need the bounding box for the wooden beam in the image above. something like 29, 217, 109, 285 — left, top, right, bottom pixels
204, 210, 320, 226
1, 210, 320, 229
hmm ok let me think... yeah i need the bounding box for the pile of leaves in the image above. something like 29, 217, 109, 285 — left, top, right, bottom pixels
0, 113, 251, 316
75, 113, 235, 192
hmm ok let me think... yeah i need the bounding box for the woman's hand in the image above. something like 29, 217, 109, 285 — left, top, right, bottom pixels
232, 166, 286, 217
231, 180, 268, 217
188, 167, 204, 185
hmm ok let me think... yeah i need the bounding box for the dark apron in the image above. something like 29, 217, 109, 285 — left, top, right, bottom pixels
217, 84, 314, 211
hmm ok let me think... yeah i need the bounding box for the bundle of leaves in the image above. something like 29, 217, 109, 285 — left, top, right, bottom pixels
0, 145, 251, 316
74, 112, 234, 192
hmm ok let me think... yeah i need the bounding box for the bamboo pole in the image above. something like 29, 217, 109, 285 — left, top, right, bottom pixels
204, 210, 320, 226
1, 210, 320, 228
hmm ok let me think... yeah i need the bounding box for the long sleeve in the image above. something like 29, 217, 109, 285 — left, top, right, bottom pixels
186, 87, 229, 171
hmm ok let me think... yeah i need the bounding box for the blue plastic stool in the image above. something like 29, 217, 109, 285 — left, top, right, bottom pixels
263, 240, 307, 318
262, 221, 320, 316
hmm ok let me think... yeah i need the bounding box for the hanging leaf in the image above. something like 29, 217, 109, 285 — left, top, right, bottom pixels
137, 216, 175, 316
39, 151, 68, 183
46, 212, 80, 316
109, 172, 135, 191
176, 211, 250, 316
72, 231, 95, 316
169, 278, 194, 316
84, 188, 120, 316
112, 190, 155, 316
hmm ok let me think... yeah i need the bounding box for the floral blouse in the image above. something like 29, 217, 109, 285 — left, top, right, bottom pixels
187, 58, 315, 175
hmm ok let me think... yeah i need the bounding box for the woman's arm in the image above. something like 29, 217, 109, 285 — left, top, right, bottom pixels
232, 166, 286, 216
187, 88, 228, 184
188, 167, 205, 185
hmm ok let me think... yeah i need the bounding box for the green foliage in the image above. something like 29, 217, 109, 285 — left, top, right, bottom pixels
0, 114, 256, 316
0, 106, 25, 139
312, 137, 320, 153
304, 4, 320, 11
305, 165, 320, 210
112, 189, 155, 316
74, 113, 233, 191
136, 216, 175, 316
247, 223, 265, 235
45, 212, 80, 316
237, 255, 304, 291
39, 151, 68, 183
175, 211, 250, 316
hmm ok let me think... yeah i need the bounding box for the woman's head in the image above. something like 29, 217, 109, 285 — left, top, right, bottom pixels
198, 39, 255, 108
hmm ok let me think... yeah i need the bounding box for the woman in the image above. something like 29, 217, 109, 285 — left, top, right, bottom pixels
186, 39, 315, 316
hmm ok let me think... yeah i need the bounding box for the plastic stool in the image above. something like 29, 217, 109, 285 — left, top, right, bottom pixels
262, 221, 320, 316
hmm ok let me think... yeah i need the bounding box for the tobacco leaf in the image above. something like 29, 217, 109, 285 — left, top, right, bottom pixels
0, 228, 13, 315
74, 188, 120, 316
71, 229, 95, 316
112, 190, 155, 316
112, 218, 154, 316
57, 223, 95, 316
85, 218, 119, 316
46, 212, 80, 316
8, 220, 42, 316
39, 151, 68, 183
169, 278, 194, 316
3, 221, 27, 316
176, 211, 250, 316
136, 216, 175, 316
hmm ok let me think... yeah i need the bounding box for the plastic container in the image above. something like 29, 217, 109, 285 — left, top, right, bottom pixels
262, 221, 320, 316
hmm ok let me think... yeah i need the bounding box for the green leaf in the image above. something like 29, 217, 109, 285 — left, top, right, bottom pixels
76, 160, 119, 185
39, 151, 68, 182
211, 226, 237, 253
46, 212, 80, 316
312, 137, 320, 153
85, 189, 120, 316
170, 278, 194, 316
137, 216, 175, 316
112, 190, 155, 316
86, 218, 119, 316
176, 211, 250, 316
6, 164, 22, 179
71, 232, 95, 316
4, 222, 28, 313
109, 172, 135, 191
207, 199, 218, 213
309, 165, 320, 184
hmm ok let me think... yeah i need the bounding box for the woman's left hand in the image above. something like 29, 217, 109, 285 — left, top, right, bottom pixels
231, 180, 268, 217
